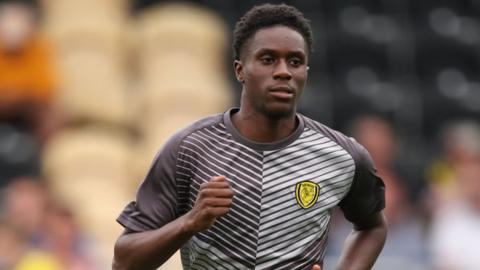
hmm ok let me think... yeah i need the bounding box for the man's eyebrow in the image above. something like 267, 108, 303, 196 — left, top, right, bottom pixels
254, 48, 275, 55
254, 48, 306, 56
288, 51, 307, 57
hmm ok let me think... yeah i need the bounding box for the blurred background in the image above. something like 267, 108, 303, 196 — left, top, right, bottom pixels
0, 0, 479, 269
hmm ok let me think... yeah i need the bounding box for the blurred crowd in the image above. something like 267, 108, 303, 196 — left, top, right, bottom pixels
0, 0, 106, 269
0, 177, 100, 270
0, 0, 479, 269
325, 117, 480, 270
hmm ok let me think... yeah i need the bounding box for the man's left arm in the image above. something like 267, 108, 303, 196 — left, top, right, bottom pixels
336, 211, 387, 270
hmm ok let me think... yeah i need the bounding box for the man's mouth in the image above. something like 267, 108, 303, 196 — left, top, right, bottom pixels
269, 86, 294, 99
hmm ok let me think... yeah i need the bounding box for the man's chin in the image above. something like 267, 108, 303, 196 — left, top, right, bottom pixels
263, 105, 295, 119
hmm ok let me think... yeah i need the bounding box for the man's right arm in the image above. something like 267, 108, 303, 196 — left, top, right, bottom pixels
113, 213, 194, 270
113, 176, 234, 270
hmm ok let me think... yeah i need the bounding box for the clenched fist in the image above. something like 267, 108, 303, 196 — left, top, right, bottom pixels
183, 176, 234, 233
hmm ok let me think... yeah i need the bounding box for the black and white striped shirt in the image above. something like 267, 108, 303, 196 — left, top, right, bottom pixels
118, 108, 385, 270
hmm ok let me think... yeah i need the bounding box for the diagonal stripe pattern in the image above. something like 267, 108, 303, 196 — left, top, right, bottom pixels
256, 129, 355, 270
176, 120, 356, 269
178, 123, 264, 270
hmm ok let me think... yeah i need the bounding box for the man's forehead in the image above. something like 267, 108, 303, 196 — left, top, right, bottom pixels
243, 25, 307, 56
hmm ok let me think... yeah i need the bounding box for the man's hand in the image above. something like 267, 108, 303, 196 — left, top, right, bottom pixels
113, 176, 233, 270
312, 264, 321, 270
183, 176, 234, 233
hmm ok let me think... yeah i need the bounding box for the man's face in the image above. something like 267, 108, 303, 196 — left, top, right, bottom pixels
234, 25, 308, 118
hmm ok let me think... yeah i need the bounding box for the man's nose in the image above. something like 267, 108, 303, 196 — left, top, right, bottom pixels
273, 60, 292, 80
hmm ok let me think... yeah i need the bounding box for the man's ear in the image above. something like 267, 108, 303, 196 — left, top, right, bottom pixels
234, 60, 244, 83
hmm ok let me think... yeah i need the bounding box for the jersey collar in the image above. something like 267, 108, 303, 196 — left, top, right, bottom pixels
223, 107, 305, 151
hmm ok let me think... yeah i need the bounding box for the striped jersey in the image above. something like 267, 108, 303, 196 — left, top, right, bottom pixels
117, 108, 385, 270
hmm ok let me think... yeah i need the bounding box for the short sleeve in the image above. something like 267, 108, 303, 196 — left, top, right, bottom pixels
339, 142, 385, 223
116, 136, 182, 232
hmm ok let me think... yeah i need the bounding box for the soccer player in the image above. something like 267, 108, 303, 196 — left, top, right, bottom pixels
113, 4, 387, 270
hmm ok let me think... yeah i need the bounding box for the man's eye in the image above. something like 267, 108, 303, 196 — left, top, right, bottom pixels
289, 58, 302, 67
261, 56, 274, 64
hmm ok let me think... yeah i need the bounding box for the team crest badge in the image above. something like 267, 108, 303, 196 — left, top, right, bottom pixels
295, 181, 320, 209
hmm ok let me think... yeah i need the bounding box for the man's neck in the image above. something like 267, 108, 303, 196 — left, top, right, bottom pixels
231, 107, 298, 143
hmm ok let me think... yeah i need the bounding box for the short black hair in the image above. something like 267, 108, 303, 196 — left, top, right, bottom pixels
233, 3, 313, 60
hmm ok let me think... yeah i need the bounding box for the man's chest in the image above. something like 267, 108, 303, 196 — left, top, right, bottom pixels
180, 132, 356, 222
177, 130, 356, 269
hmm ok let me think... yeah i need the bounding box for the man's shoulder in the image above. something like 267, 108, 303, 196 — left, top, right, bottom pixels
166, 113, 224, 146
151, 113, 224, 162
300, 114, 351, 144
180, 113, 224, 135
300, 114, 366, 161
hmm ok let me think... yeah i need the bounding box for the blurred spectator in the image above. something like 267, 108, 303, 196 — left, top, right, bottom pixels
0, 219, 24, 269
0, 0, 59, 143
325, 115, 429, 269
0, 219, 60, 270
1, 176, 102, 269
349, 115, 411, 224
426, 121, 480, 210
42, 202, 101, 270
1, 176, 48, 246
353, 116, 429, 268
428, 121, 480, 270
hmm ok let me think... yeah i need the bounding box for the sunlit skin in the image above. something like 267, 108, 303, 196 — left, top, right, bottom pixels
233, 25, 309, 143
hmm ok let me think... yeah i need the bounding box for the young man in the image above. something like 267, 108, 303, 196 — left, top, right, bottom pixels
113, 4, 387, 270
